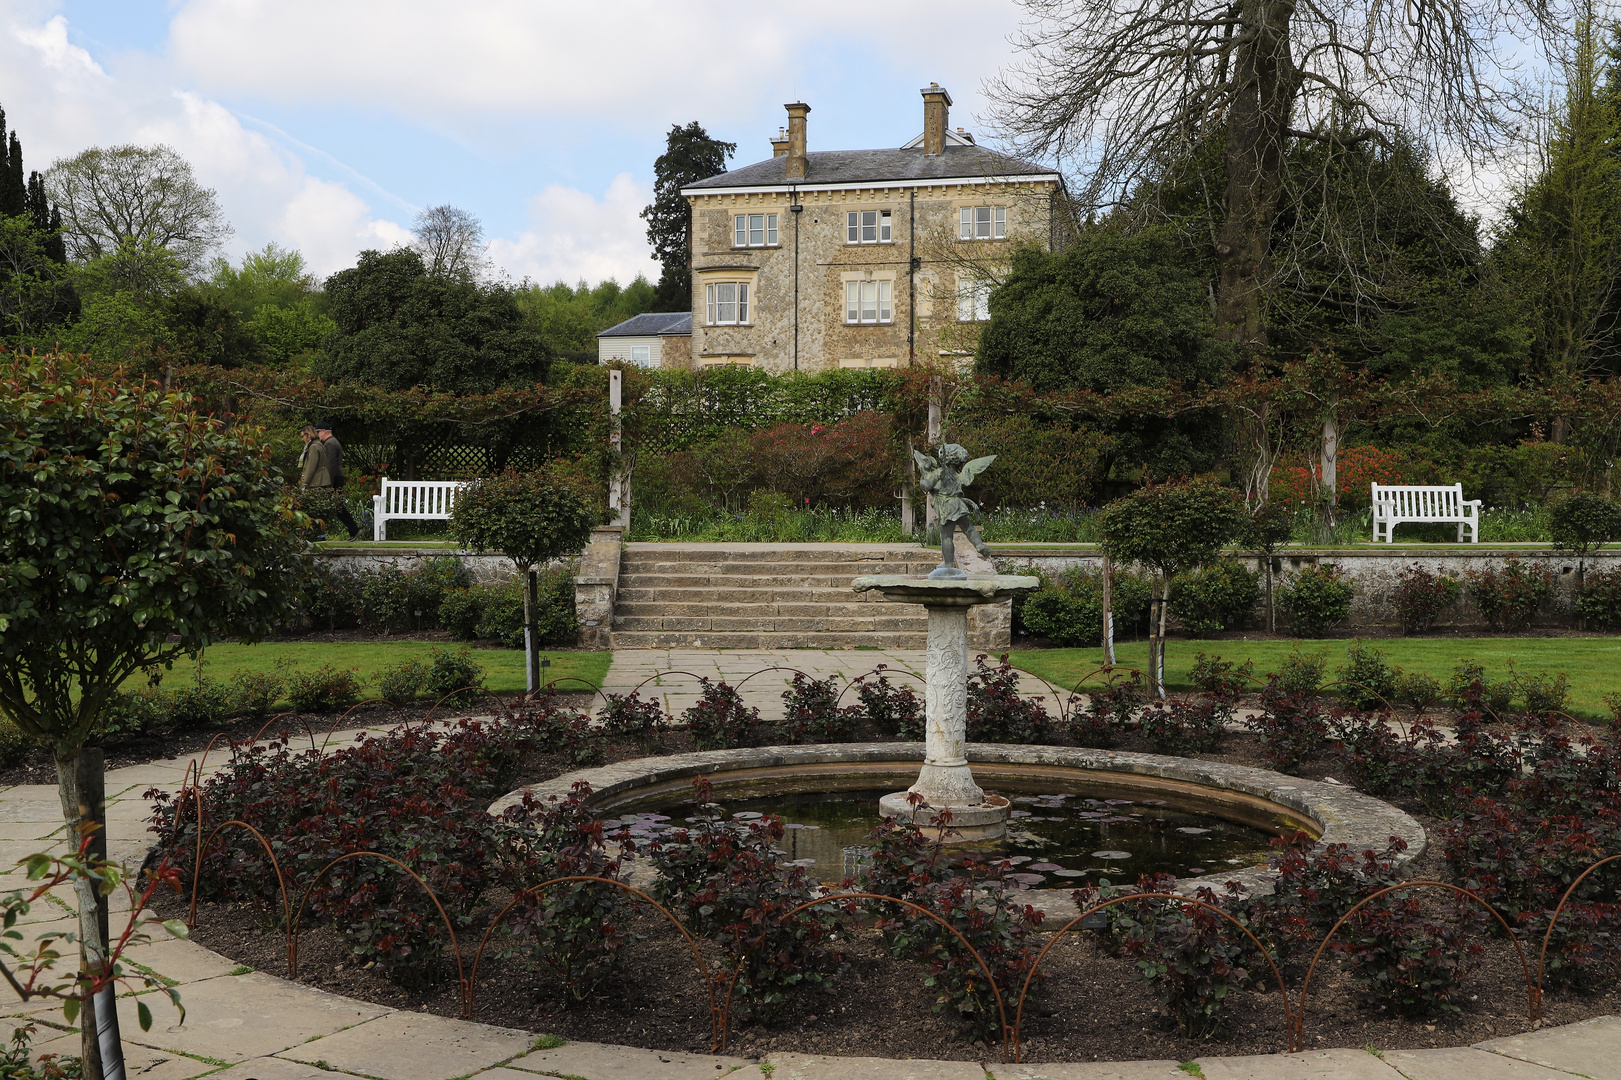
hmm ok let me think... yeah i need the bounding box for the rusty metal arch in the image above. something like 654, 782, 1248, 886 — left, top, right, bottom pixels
535, 676, 608, 708
467, 874, 724, 1049
627, 669, 711, 699
717, 891, 1011, 1059
1538, 851, 1621, 998
186, 819, 293, 972
831, 666, 926, 711
1298, 880, 1539, 1040
1012, 890, 1294, 1061
290, 851, 470, 1015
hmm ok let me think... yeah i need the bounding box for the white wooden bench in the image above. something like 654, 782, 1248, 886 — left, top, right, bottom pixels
1370, 482, 1481, 543
371, 478, 469, 542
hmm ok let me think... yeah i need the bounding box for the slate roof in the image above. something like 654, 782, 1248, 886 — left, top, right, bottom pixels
683, 145, 1055, 191
596, 312, 692, 338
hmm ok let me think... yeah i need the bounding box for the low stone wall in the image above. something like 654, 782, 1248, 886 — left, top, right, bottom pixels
315, 547, 568, 585
991, 544, 1621, 632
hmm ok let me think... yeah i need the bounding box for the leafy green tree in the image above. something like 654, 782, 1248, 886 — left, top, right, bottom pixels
974, 226, 1231, 477
206, 243, 323, 317
1099, 477, 1246, 696
165, 287, 265, 367
0, 355, 307, 1075
1550, 492, 1621, 590
0, 215, 76, 346
450, 469, 597, 688
317, 248, 553, 392
641, 122, 735, 310
58, 239, 187, 367
1495, 15, 1621, 379
1242, 499, 1295, 632
517, 275, 659, 356
45, 144, 232, 271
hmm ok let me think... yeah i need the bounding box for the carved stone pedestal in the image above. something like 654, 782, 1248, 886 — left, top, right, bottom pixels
851, 573, 1038, 843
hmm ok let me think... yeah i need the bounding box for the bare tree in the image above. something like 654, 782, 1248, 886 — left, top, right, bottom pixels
987, 0, 1564, 360
411, 204, 489, 279
44, 144, 231, 271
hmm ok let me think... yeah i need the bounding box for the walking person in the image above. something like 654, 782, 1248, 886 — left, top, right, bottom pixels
312, 420, 360, 540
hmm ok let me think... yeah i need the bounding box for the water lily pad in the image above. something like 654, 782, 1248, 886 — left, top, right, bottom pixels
1186, 867, 1205, 874
1092, 850, 1132, 860
1007, 872, 1046, 885
1052, 868, 1087, 878
1176, 827, 1212, 836
1026, 862, 1063, 872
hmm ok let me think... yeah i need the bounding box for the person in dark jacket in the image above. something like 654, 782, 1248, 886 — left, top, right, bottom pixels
313, 421, 359, 540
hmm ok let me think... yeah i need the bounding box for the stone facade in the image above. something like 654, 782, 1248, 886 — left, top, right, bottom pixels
681, 86, 1060, 373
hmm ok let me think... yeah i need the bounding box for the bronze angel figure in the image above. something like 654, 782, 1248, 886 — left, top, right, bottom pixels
914, 443, 996, 578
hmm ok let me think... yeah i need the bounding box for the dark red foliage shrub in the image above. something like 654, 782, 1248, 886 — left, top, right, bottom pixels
649, 785, 845, 1021
682, 678, 760, 750
777, 672, 861, 744
857, 816, 1046, 1041
1337, 892, 1487, 1017
747, 410, 896, 509
1247, 682, 1329, 774
1139, 696, 1229, 756
854, 666, 924, 740
1392, 564, 1461, 634
967, 655, 1050, 744
597, 691, 665, 751
1071, 669, 1145, 748
1465, 559, 1557, 631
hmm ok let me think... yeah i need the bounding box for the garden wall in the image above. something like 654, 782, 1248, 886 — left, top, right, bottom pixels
993, 545, 1621, 632
316, 547, 569, 585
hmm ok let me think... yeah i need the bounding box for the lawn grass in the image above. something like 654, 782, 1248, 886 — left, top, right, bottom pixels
1008, 637, 1621, 718
163, 642, 611, 703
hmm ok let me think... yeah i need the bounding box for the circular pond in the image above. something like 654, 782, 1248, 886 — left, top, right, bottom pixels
616, 786, 1278, 887
492, 743, 1426, 895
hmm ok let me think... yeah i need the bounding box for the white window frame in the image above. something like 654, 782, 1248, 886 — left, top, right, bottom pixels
844, 280, 892, 324
733, 213, 778, 248
705, 281, 751, 325
845, 210, 893, 244
956, 275, 991, 322
630, 344, 651, 365
959, 206, 1007, 240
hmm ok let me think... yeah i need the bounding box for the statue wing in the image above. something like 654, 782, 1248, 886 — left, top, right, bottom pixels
913, 449, 941, 490
959, 455, 996, 486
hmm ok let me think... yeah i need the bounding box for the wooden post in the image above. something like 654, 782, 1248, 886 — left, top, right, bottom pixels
608, 370, 625, 527
1100, 553, 1116, 666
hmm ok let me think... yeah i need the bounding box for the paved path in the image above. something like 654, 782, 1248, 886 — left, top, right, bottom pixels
0, 716, 1610, 1078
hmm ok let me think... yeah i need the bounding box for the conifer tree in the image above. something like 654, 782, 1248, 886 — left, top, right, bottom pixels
641, 122, 735, 310
3, 132, 23, 219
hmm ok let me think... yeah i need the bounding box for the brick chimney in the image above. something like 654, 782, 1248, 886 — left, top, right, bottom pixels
770, 127, 790, 158
784, 102, 810, 179
921, 83, 952, 156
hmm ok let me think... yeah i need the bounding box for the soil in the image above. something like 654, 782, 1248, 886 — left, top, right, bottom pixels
150, 719, 1621, 1063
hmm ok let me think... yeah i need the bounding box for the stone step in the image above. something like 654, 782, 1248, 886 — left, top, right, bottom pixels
614, 587, 923, 605
615, 567, 933, 583
621, 543, 927, 563
617, 561, 937, 579
614, 598, 927, 617
609, 629, 931, 649
612, 614, 928, 633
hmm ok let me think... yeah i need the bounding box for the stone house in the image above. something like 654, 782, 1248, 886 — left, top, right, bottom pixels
678, 84, 1061, 373
595, 311, 691, 368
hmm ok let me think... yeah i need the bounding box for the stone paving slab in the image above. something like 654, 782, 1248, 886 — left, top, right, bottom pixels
1385, 1046, 1584, 1078
118, 971, 390, 1063
503, 1039, 754, 1079
998, 1062, 1194, 1079
759, 1052, 986, 1080
276, 1010, 535, 1080
208, 1057, 359, 1080
1476, 1016, 1621, 1079
117, 935, 252, 985
1194, 1048, 1401, 1079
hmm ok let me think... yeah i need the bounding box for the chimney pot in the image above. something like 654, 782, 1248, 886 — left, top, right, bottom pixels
784, 102, 810, 179
770, 126, 790, 158
920, 83, 952, 156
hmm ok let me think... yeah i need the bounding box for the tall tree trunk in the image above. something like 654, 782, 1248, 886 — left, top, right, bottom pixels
55, 748, 121, 1080
1214, 0, 1298, 361
524, 568, 539, 695
1319, 411, 1339, 537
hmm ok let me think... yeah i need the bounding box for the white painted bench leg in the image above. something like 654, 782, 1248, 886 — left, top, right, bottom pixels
373, 495, 385, 543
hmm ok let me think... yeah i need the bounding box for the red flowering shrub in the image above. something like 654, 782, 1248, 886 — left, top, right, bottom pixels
747, 410, 895, 508
1269, 446, 1408, 510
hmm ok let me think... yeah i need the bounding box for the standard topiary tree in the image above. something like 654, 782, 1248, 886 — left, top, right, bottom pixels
1243, 499, 1295, 632
449, 469, 598, 690
1549, 492, 1621, 591
1098, 478, 1247, 697
0, 355, 308, 1078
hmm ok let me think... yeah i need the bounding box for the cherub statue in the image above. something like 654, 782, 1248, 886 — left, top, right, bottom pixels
914, 443, 996, 578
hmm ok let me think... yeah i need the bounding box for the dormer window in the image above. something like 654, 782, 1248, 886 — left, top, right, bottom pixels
959, 206, 1007, 240
846, 210, 892, 244
734, 214, 778, 247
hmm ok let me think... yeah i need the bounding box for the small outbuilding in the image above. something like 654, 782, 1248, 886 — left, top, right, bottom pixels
595, 312, 692, 369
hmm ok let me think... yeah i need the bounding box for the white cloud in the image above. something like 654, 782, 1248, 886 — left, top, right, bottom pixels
165, 0, 1021, 134
0, 10, 411, 276
488, 173, 659, 286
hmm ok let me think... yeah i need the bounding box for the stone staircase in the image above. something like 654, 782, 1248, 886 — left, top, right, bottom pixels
609, 542, 984, 650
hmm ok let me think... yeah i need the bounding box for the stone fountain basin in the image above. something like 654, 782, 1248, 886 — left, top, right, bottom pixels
491, 743, 1425, 897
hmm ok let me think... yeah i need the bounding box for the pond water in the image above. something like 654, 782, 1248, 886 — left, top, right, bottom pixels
615, 788, 1280, 889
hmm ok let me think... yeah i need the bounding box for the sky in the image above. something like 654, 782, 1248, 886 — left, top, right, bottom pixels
0, 0, 1030, 284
